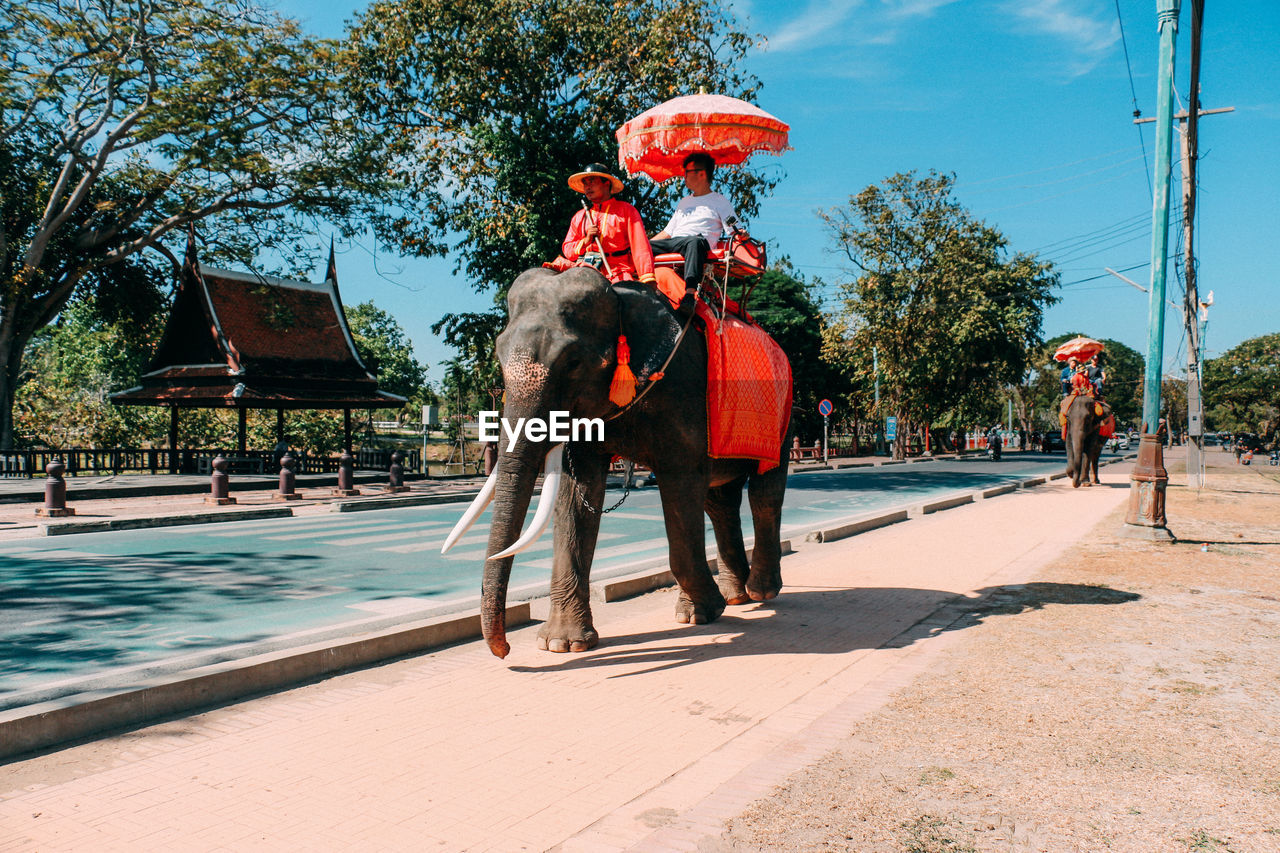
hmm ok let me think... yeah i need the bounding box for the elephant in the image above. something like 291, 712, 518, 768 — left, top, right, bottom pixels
443, 266, 792, 658
1063, 394, 1112, 488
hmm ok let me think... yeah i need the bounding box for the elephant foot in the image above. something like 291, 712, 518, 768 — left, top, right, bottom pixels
536, 619, 598, 654
747, 568, 782, 602
675, 589, 726, 625
536, 634, 598, 653
717, 573, 752, 606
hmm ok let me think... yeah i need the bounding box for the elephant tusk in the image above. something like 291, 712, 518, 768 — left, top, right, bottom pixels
441, 462, 501, 554
490, 444, 563, 560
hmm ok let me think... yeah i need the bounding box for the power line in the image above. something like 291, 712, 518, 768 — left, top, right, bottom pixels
1114, 0, 1153, 197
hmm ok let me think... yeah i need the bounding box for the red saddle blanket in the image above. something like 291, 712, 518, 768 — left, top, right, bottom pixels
700, 303, 793, 472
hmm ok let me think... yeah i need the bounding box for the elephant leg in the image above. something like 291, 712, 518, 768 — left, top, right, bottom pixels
657, 467, 726, 625
705, 479, 751, 605
539, 445, 606, 653
746, 463, 787, 601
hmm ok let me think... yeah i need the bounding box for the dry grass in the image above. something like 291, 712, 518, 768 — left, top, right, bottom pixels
717, 452, 1280, 852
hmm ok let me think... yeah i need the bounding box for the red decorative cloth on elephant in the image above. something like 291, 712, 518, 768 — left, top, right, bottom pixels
703, 308, 793, 473
557, 199, 656, 286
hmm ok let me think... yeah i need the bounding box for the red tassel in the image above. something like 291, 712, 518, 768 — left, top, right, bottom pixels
609, 334, 637, 407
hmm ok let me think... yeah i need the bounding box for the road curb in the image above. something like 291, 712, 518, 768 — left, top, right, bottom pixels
914, 492, 975, 516
595, 540, 795, 603
42, 506, 294, 536
0, 603, 532, 763
805, 510, 909, 544
979, 483, 1019, 499
332, 491, 482, 513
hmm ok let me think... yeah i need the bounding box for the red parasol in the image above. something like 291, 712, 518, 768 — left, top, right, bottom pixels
615, 93, 790, 183
1053, 336, 1106, 363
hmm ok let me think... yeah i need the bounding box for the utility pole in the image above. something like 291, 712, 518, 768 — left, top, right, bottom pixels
1182, 0, 1206, 489
1135, 0, 1232, 491
1123, 0, 1180, 540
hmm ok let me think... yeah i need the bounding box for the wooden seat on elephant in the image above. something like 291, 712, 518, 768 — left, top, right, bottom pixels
652, 239, 766, 280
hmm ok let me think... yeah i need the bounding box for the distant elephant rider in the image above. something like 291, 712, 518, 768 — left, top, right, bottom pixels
557, 163, 656, 287
650, 152, 742, 310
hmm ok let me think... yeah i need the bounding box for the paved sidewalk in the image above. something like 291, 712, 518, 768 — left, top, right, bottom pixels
0, 457, 1135, 851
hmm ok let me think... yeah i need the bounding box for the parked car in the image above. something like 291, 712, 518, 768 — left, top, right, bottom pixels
1202, 432, 1223, 446
1040, 432, 1066, 453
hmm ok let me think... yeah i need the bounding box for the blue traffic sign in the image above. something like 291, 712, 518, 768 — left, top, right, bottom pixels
886, 415, 898, 440
818, 399, 833, 417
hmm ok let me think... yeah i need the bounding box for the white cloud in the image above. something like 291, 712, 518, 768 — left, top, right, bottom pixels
766, 0, 960, 53
1003, 0, 1120, 77
768, 0, 866, 52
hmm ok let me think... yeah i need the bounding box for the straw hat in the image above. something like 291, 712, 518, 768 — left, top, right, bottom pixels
568, 162, 624, 195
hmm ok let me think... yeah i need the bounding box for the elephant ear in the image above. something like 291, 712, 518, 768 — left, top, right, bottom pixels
613, 282, 683, 379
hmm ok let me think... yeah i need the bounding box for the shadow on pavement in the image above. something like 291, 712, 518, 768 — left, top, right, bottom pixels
508, 582, 1141, 677
0, 549, 342, 711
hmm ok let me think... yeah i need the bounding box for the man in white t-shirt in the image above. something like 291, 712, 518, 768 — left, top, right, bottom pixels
650, 153, 741, 306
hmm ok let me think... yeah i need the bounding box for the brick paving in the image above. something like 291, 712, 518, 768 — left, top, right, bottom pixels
0, 460, 1134, 851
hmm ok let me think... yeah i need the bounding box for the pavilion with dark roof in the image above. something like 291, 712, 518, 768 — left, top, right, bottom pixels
111, 237, 405, 473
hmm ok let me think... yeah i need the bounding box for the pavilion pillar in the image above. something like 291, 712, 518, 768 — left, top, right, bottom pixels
169, 407, 180, 474
237, 408, 247, 453
343, 408, 352, 453
276, 409, 285, 443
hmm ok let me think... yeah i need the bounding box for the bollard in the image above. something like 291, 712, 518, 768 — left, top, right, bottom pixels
385, 450, 409, 493
332, 450, 360, 496
274, 453, 300, 501
205, 453, 237, 505
36, 459, 76, 517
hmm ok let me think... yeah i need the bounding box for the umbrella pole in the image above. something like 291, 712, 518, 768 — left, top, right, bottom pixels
580, 199, 614, 278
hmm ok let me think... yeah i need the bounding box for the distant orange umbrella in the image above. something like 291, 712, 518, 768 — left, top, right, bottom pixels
615, 93, 790, 183
1053, 336, 1105, 362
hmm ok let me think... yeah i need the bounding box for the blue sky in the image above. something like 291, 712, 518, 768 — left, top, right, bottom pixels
272, 0, 1279, 381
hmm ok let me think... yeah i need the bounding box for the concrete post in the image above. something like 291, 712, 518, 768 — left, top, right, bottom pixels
386, 450, 409, 493
275, 453, 300, 501
36, 459, 75, 517
206, 453, 237, 505
333, 450, 360, 497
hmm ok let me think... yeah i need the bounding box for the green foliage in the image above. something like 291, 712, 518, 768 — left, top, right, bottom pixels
745, 268, 844, 443
820, 171, 1059, 456
0, 0, 397, 447
1021, 334, 1144, 431
347, 0, 770, 388
1203, 332, 1280, 440
346, 301, 431, 408
15, 298, 169, 448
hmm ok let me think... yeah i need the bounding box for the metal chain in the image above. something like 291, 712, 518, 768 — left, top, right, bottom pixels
563, 447, 632, 515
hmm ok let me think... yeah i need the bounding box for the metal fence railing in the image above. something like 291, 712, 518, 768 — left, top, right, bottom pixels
0, 447, 421, 478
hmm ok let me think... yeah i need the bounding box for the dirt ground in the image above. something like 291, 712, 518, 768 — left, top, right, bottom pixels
716, 449, 1280, 852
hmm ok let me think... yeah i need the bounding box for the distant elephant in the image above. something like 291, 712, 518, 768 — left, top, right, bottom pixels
1063, 394, 1113, 488
444, 267, 792, 658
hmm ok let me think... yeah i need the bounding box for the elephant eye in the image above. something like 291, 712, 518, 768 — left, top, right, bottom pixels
565, 357, 582, 372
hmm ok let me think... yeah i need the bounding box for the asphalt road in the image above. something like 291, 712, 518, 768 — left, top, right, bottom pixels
0, 452, 1093, 712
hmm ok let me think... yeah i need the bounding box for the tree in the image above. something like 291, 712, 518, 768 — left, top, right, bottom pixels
744, 267, 844, 444
1022, 335, 1144, 432
346, 0, 772, 384
1203, 333, 1280, 441
0, 0, 394, 447
346, 301, 430, 408
820, 171, 1059, 458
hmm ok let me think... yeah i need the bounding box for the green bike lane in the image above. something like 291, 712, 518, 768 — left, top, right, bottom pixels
0, 454, 1081, 712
